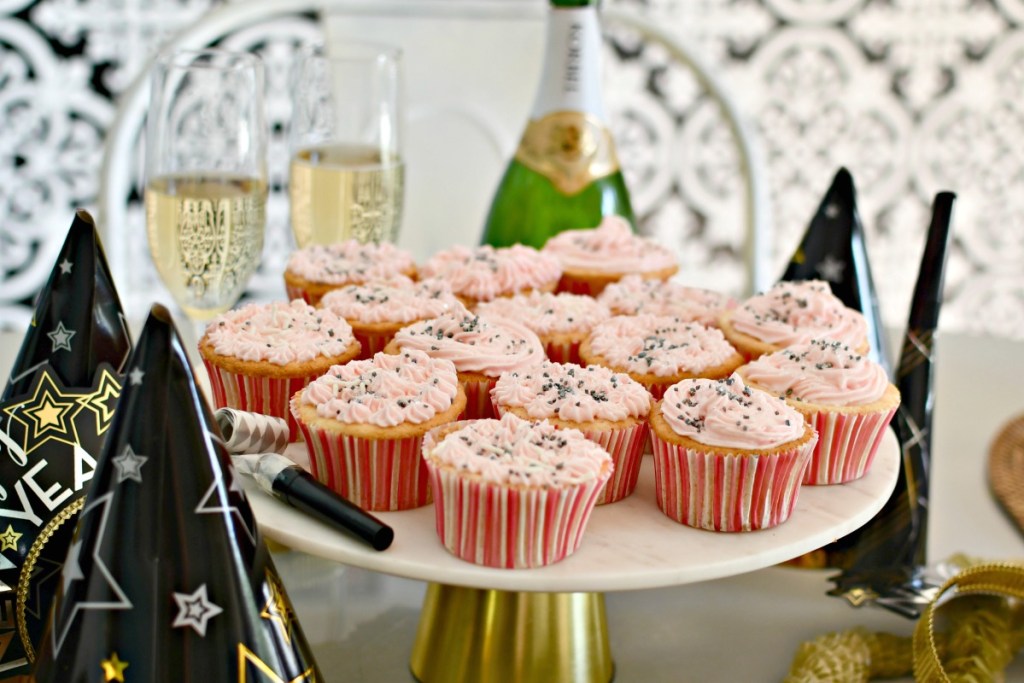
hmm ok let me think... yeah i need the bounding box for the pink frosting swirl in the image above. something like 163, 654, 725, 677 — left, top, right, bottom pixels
475, 291, 610, 337
587, 315, 739, 377
319, 276, 461, 325
285, 240, 416, 284
730, 280, 867, 348
738, 339, 889, 406
541, 216, 677, 274
419, 244, 562, 302
426, 413, 612, 487
492, 361, 651, 423
598, 275, 735, 327
298, 350, 459, 427
392, 310, 545, 377
661, 374, 806, 449
204, 300, 354, 365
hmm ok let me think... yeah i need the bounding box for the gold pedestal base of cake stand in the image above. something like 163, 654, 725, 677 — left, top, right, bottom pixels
410, 583, 614, 683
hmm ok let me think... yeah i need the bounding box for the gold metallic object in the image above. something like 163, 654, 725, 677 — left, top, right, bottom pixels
515, 111, 620, 195
410, 583, 613, 683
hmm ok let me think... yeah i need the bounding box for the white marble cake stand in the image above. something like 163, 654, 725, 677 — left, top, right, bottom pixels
247, 429, 899, 683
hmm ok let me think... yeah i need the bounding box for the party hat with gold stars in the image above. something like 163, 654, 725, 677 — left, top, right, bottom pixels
31, 305, 321, 682
0, 211, 132, 678
779, 167, 890, 373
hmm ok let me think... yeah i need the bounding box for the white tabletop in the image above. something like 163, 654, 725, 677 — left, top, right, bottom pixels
2, 328, 1023, 681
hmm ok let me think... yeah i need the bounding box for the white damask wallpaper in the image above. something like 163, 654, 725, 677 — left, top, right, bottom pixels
1, 0, 1022, 343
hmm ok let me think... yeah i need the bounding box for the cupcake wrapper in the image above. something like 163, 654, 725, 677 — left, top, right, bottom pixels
650, 433, 815, 531
203, 360, 308, 441
585, 422, 649, 505
353, 329, 394, 360
295, 420, 431, 511
556, 275, 612, 298
461, 376, 499, 420
801, 407, 897, 485
427, 463, 608, 568
645, 382, 671, 402
544, 339, 582, 365
285, 283, 311, 305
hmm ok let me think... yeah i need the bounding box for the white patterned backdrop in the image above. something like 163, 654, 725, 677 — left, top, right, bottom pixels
1, 0, 1022, 341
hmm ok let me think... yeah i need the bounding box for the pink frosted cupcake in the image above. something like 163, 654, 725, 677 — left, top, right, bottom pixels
736, 339, 900, 485
422, 413, 613, 568
718, 280, 869, 360
579, 314, 745, 399
598, 274, 735, 328
475, 291, 610, 364
418, 244, 562, 307
649, 374, 817, 531
283, 240, 418, 305
199, 300, 361, 440
319, 276, 461, 359
492, 361, 650, 504
290, 349, 466, 511
542, 216, 678, 296
384, 309, 545, 419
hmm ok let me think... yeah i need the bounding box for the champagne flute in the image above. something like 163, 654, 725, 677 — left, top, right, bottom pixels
145, 48, 268, 330
288, 42, 404, 247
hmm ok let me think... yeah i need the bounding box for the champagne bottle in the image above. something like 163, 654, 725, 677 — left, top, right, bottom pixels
480, 0, 635, 248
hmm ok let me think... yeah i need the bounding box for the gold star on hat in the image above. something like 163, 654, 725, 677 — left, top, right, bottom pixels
100, 652, 129, 682
0, 525, 22, 552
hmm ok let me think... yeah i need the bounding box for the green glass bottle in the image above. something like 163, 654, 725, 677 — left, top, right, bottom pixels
480, 0, 635, 248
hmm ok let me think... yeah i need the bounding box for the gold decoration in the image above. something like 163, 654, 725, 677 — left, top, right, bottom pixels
3, 373, 83, 455
100, 652, 129, 682
16, 497, 84, 662
0, 526, 22, 552
237, 643, 315, 683
260, 570, 294, 645
785, 558, 1024, 682
515, 111, 621, 195
76, 369, 122, 436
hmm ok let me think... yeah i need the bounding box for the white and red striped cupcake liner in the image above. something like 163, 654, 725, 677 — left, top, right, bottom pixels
650, 433, 816, 531
460, 375, 499, 420
584, 422, 648, 505
352, 329, 393, 361
295, 420, 431, 511
544, 339, 582, 365
425, 461, 609, 568
203, 361, 309, 441
799, 407, 896, 485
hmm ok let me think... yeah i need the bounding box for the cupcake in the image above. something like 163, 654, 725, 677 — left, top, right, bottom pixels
199, 300, 361, 440
492, 361, 651, 504
649, 374, 817, 531
283, 240, 417, 305
598, 274, 735, 328
290, 349, 466, 511
384, 309, 545, 420
418, 243, 562, 307
736, 339, 900, 485
579, 314, 744, 399
541, 215, 678, 296
422, 413, 613, 568
319, 276, 461, 359
718, 280, 869, 360
475, 291, 611, 364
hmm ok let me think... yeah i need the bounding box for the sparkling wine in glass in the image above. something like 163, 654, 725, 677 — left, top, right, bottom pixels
145, 48, 268, 324
288, 42, 404, 247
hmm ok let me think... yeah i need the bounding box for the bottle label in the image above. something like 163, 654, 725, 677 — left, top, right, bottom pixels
514, 111, 621, 195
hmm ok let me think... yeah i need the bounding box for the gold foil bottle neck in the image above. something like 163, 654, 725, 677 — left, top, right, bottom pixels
514, 111, 621, 195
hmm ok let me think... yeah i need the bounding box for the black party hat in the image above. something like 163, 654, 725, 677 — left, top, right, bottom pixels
780, 168, 890, 373
32, 305, 321, 681
0, 211, 132, 676
828, 192, 956, 618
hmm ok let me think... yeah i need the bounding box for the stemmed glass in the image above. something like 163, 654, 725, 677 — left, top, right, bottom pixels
288, 42, 404, 247
144, 48, 268, 332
